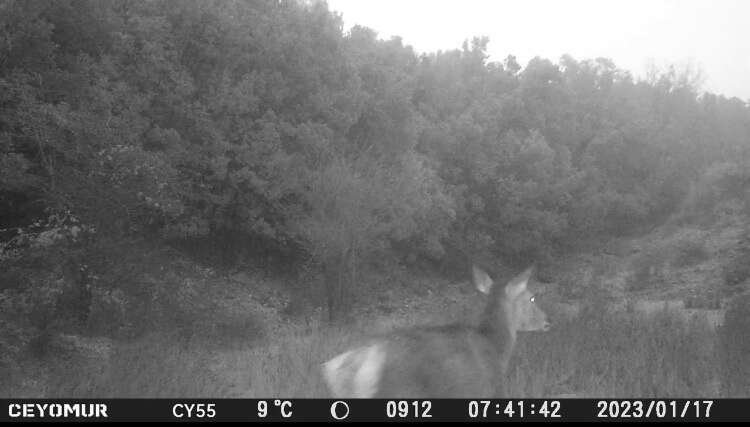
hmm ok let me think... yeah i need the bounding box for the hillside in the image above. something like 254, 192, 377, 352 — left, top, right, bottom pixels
3, 212, 748, 398
1, 0, 749, 399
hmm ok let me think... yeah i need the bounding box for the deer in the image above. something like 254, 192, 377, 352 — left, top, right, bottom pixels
321, 265, 550, 397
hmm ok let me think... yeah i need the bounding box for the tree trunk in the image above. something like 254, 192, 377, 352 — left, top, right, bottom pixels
325, 245, 357, 323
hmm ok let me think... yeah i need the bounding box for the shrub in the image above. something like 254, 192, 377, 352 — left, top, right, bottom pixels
720, 293, 750, 397
683, 292, 721, 309
672, 238, 710, 267
723, 258, 750, 288
627, 249, 668, 292
684, 162, 750, 218
723, 231, 750, 288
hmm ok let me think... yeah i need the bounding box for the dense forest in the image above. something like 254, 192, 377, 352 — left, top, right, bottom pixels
1, 0, 749, 381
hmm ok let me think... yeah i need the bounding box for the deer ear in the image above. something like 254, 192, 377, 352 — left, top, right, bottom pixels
472, 265, 494, 294
505, 266, 534, 298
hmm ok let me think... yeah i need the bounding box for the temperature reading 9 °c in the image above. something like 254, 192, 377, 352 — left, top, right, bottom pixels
257, 400, 293, 418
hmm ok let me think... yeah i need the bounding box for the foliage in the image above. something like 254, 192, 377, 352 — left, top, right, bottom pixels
719, 292, 750, 397
722, 231, 750, 288
1, 0, 749, 326
671, 237, 710, 267
1, 305, 728, 398
627, 248, 669, 292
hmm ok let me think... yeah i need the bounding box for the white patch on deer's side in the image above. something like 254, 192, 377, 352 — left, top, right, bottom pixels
322, 343, 386, 398
352, 343, 386, 397
322, 349, 356, 397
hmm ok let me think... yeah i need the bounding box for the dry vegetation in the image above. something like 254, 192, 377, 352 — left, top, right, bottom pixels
2, 206, 748, 399
4, 248, 749, 398
5, 297, 747, 398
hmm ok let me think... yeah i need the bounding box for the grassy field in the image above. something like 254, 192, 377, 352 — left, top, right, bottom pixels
10, 299, 743, 398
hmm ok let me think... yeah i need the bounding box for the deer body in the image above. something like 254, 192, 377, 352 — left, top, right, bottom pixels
322, 265, 550, 398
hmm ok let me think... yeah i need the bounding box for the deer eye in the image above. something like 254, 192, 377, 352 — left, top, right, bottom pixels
530, 296, 535, 303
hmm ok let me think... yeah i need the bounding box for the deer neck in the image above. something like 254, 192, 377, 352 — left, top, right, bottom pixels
478, 295, 516, 370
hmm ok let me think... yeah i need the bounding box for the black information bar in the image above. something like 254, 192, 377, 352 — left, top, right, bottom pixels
2, 399, 748, 422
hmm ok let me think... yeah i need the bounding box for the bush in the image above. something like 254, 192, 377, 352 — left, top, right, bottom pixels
720, 293, 750, 397
672, 238, 710, 267
723, 231, 750, 288
683, 292, 721, 309
723, 258, 750, 288
684, 162, 750, 218
627, 249, 668, 292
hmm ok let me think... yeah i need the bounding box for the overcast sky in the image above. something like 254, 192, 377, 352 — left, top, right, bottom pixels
326, 0, 750, 100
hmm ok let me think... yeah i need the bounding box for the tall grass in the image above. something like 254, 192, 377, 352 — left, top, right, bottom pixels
509, 306, 721, 397
5, 305, 740, 398
35, 320, 360, 398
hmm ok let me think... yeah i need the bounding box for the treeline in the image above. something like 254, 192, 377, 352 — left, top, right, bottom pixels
1, 0, 749, 320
